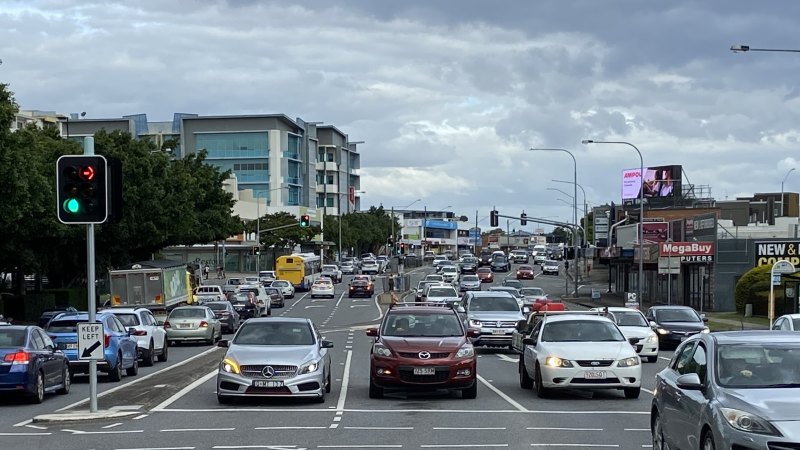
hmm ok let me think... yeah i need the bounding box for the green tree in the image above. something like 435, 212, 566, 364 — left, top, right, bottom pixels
245, 212, 319, 250
734, 264, 775, 315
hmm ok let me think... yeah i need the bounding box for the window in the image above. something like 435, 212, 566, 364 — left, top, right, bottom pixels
31, 330, 45, 350
326, 196, 334, 207
318, 149, 325, 162
197, 132, 269, 158
672, 341, 696, 372
326, 174, 335, 185
38, 330, 54, 349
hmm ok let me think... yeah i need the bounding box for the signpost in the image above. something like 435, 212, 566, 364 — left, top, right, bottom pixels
625, 292, 639, 310
770, 260, 796, 328
78, 322, 105, 360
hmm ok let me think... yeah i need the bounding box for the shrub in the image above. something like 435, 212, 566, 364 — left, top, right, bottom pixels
46, 288, 89, 310
735, 265, 781, 315
23, 293, 57, 322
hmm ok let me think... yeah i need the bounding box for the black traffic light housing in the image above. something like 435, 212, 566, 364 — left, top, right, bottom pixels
106, 156, 123, 224
56, 155, 108, 224
252, 246, 260, 255
520, 212, 527, 226
490, 209, 499, 227
300, 214, 310, 227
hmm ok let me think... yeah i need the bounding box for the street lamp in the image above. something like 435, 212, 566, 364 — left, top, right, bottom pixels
781, 168, 795, 218
730, 44, 800, 53
255, 186, 289, 272
337, 190, 365, 261
582, 139, 645, 305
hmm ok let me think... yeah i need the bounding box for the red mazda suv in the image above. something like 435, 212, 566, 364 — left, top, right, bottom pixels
366, 303, 478, 399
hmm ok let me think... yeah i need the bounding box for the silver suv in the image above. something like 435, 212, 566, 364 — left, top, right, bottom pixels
458, 291, 525, 349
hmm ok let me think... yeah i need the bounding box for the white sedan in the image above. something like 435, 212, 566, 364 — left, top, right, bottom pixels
270, 280, 295, 298
598, 307, 659, 362
310, 280, 335, 299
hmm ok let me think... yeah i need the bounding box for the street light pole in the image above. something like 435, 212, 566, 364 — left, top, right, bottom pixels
256, 186, 288, 272
781, 168, 795, 218
583, 139, 644, 305
730, 44, 800, 53
530, 148, 578, 296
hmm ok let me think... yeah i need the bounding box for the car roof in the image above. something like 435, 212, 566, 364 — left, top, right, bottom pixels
603, 307, 644, 313
107, 308, 147, 314
544, 314, 614, 324
712, 331, 800, 344
0, 325, 34, 331
778, 313, 800, 319
649, 305, 695, 311
467, 291, 515, 298
172, 306, 207, 310
243, 317, 311, 325
387, 306, 459, 315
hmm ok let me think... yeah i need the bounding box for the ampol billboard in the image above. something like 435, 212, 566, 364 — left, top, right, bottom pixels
622, 165, 682, 200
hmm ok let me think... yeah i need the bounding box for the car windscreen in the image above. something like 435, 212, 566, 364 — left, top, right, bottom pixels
231, 294, 251, 304
490, 287, 520, 298
272, 281, 289, 287
717, 344, 800, 388
542, 320, 625, 342
794, 318, 800, 330
545, 260, 558, 265
427, 287, 458, 297
114, 314, 140, 327
46, 319, 82, 333
323, 266, 338, 271
470, 295, 520, 311
233, 322, 314, 346
441, 267, 457, 272
265, 288, 280, 295
654, 308, 701, 323
520, 288, 545, 296
169, 308, 205, 319
492, 255, 507, 262
461, 275, 479, 282
382, 313, 463, 337
206, 303, 228, 311
611, 311, 648, 327
425, 275, 443, 280
0, 329, 27, 347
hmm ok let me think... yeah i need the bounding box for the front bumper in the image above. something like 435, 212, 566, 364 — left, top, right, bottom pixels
657, 331, 702, 346
459, 284, 481, 292
370, 358, 476, 391
472, 328, 515, 346
217, 369, 325, 399
539, 362, 642, 389
167, 327, 214, 342
714, 418, 800, 450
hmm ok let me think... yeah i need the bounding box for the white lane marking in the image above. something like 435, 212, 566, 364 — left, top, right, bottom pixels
62, 429, 144, 435
349, 305, 370, 308
343, 426, 413, 430
212, 447, 301, 449
254, 427, 327, 430
329, 423, 338, 429
433, 427, 507, 430
624, 429, 650, 431
530, 445, 619, 448
115, 447, 196, 450
0, 432, 52, 436
318, 446, 402, 449
371, 295, 383, 321
132, 414, 149, 420
335, 292, 346, 308
659, 356, 671, 361
477, 374, 528, 412
151, 370, 217, 411
527, 427, 603, 431
102, 423, 123, 429
162, 428, 235, 432
421, 445, 508, 448
153, 408, 650, 415
56, 346, 221, 412
336, 350, 353, 412
13, 419, 32, 427
24, 424, 48, 430
642, 388, 655, 396
305, 305, 326, 309
497, 354, 518, 363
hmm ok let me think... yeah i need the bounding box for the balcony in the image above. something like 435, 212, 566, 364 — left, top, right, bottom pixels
316, 161, 339, 172
283, 151, 302, 161
286, 177, 302, 186
316, 184, 340, 194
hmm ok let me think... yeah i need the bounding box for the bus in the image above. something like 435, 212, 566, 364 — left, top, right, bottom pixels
275, 253, 322, 290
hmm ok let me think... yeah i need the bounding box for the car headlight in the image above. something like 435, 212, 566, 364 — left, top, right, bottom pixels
720, 407, 782, 436
544, 356, 573, 367
221, 357, 240, 374
299, 360, 320, 374
702, 327, 710, 334
469, 319, 482, 327
646, 333, 658, 343
373, 344, 392, 357
618, 356, 640, 367
455, 345, 475, 359
656, 327, 670, 335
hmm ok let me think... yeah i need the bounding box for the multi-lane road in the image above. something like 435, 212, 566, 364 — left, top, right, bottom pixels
1, 262, 668, 450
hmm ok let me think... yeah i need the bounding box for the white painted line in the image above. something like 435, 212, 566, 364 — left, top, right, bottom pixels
151, 370, 217, 411
371, 295, 383, 321
116, 448, 195, 450
0, 432, 52, 436
344, 426, 413, 430
527, 427, 603, 431
497, 354, 518, 363
345, 345, 352, 349
62, 429, 144, 435
132, 414, 149, 420
625, 429, 650, 431
305, 305, 326, 309
13, 419, 33, 427
212, 447, 300, 449
318, 446, 401, 449
102, 422, 123, 429
530, 446, 619, 448
659, 356, 671, 361
333, 417, 342, 422
350, 304, 370, 308
56, 346, 222, 412
24, 424, 48, 430
335, 292, 345, 308
642, 388, 655, 396
329, 423, 339, 429
161, 428, 235, 432
153, 408, 650, 415
254, 426, 327, 430
433, 427, 507, 430
336, 350, 353, 412
477, 374, 528, 412
336, 411, 343, 415
422, 445, 508, 448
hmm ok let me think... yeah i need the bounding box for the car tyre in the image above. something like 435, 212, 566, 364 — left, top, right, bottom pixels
29, 371, 45, 404
56, 364, 71, 395
624, 387, 640, 399
217, 393, 234, 405
157, 340, 169, 362
142, 341, 155, 367
326, 371, 332, 393
368, 379, 384, 399
519, 358, 533, 389
701, 429, 715, 450
108, 353, 123, 382
267, 308, 272, 317
461, 382, 478, 399
534, 364, 549, 398
126, 354, 139, 377
652, 411, 668, 450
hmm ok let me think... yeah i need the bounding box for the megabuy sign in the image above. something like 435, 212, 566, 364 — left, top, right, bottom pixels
660, 242, 714, 256
755, 241, 800, 267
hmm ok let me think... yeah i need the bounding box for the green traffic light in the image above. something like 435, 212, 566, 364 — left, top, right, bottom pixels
63, 198, 80, 213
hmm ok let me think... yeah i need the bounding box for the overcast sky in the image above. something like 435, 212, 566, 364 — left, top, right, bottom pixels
3, 0, 800, 232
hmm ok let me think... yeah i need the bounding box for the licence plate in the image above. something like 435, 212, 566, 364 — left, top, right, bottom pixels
65, 343, 78, 350
179, 323, 192, 328
413, 367, 436, 375
585, 371, 606, 379
253, 380, 284, 388
492, 329, 507, 335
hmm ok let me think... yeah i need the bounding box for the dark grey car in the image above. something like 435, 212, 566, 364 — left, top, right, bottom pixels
206, 302, 240, 333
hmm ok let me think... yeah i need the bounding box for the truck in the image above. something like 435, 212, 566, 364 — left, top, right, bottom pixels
108, 260, 200, 324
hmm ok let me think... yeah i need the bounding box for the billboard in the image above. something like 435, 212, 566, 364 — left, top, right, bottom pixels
642, 222, 669, 244
622, 165, 682, 200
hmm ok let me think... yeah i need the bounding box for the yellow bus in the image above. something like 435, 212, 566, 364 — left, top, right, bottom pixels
275, 253, 322, 290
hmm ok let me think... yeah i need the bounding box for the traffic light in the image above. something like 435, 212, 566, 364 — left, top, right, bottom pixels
400, 243, 406, 255
299, 214, 310, 227
520, 212, 527, 226
56, 155, 108, 224
490, 209, 499, 227
388, 236, 395, 246
252, 246, 260, 255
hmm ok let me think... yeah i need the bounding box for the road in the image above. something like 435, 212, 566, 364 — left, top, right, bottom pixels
0, 262, 667, 449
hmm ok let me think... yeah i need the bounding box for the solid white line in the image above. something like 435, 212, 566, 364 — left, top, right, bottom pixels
25, 424, 48, 430
433, 427, 507, 430
116, 448, 195, 450
102, 422, 123, 429
0, 432, 52, 436
530, 446, 619, 448
336, 350, 353, 412
422, 445, 508, 448
476, 374, 528, 412
659, 356, 671, 361
335, 292, 345, 308
642, 388, 655, 396
497, 354, 518, 363
153, 407, 650, 415
371, 295, 383, 321
625, 428, 650, 431
63, 429, 144, 435
13, 419, 33, 427
162, 428, 234, 432
254, 426, 327, 430
318, 446, 402, 449
349, 305, 370, 308
132, 414, 149, 420
56, 346, 222, 412
527, 427, 603, 431
343, 426, 413, 430
212, 447, 299, 449
305, 305, 326, 309
151, 370, 217, 411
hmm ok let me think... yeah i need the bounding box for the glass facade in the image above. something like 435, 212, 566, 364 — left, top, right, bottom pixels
288, 186, 301, 206
285, 134, 301, 160
197, 132, 269, 159
287, 161, 302, 185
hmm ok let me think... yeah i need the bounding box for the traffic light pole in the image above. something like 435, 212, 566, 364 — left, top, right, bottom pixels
84, 137, 98, 413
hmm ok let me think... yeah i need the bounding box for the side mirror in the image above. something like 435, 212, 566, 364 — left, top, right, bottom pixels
702, 317, 709, 323
366, 328, 378, 337
649, 321, 658, 328
456, 306, 466, 314
522, 337, 536, 346
321, 340, 334, 349
466, 328, 480, 338
676, 373, 704, 390
127, 327, 136, 336
628, 337, 641, 346
217, 340, 229, 348
522, 306, 531, 314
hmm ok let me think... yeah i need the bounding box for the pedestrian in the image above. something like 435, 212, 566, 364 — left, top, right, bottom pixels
388, 275, 395, 292
220, 267, 225, 279
203, 264, 209, 280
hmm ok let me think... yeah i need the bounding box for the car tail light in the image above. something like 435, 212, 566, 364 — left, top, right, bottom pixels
133, 330, 147, 336
199, 321, 209, 328
104, 334, 111, 348
219, 311, 230, 316
163, 321, 171, 329
3, 350, 30, 364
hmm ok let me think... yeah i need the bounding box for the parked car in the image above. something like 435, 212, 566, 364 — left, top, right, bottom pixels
459, 291, 525, 349
107, 306, 168, 366
771, 313, 800, 331
165, 306, 223, 345
216, 318, 333, 403
366, 303, 478, 399
0, 325, 71, 403
651, 331, 800, 450
270, 280, 295, 299
206, 301, 241, 333
46, 311, 139, 382
645, 305, 709, 348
